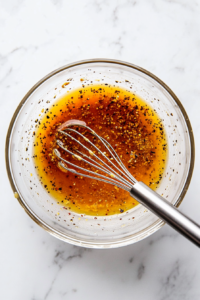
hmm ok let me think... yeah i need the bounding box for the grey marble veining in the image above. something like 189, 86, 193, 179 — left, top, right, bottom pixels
0, 0, 200, 299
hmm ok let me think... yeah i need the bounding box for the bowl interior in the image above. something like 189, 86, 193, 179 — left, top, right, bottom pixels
7, 60, 194, 248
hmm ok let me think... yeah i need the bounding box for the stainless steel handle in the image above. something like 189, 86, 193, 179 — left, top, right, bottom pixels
130, 182, 200, 247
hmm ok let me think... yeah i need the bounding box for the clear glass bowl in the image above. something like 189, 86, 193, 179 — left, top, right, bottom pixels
6, 59, 195, 248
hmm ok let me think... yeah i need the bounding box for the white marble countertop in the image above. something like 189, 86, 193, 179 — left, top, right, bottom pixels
0, 0, 200, 299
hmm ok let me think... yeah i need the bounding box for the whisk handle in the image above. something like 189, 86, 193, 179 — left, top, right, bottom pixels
130, 182, 200, 247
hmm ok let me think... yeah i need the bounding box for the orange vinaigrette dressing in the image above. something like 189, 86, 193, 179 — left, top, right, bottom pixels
34, 84, 167, 216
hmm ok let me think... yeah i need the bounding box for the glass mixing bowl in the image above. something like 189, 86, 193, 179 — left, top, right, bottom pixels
6, 59, 194, 248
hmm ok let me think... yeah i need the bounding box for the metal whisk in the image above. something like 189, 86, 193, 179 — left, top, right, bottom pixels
54, 120, 200, 247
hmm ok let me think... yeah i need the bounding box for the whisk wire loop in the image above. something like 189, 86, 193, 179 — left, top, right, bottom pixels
54, 123, 137, 190
58, 130, 129, 185
55, 142, 131, 189
60, 126, 136, 185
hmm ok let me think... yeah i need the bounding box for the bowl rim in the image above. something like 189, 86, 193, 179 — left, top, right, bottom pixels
5, 58, 195, 248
